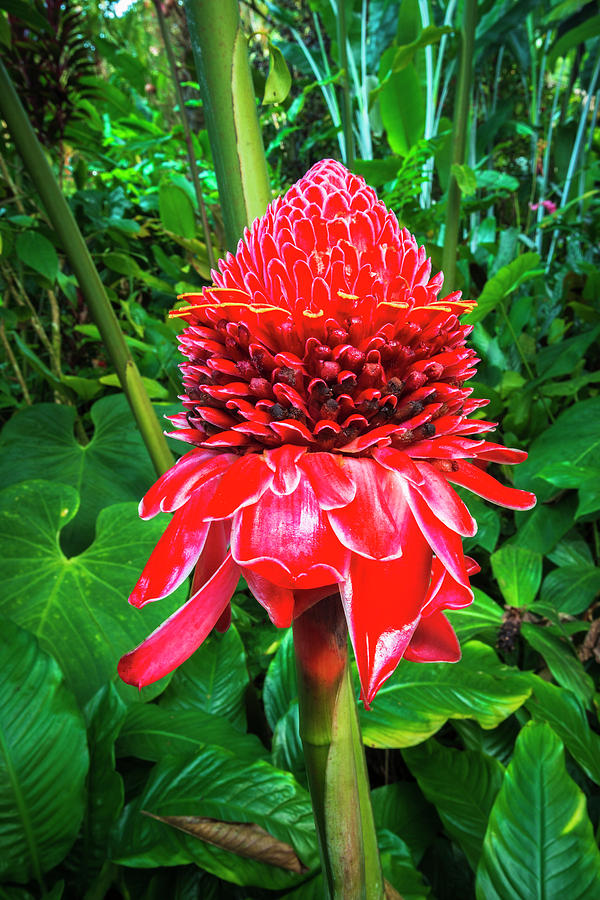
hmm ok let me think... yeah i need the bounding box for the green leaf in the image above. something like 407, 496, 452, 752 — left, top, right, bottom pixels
526, 677, 600, 785
490, 545, 542, 607
476, 722, 600, 900
515, 397, 600, 502
15, 231, 59, 283
521, 624, 594, 707
534, 328, 600, 382
378, 830, 432, 899
99, 372, 168, 399
263, 628, 297, 730
159, 181, 196, 240
379, 51, 424, 155
263, 41, 292, 104
0, 0, 49, 31
548, 14, 600, 67
360, 642, 531, 749
538, 564, 600, 615
536, 461, 600, 519
111, 747, 318, 889
59, 374, 102, 402
116, 703, 267, 764
70, 684, 127, 882
0, 620, 88, 883
465, 253, 541, 325
271, 702, 304, 783
0, 480, 183, 706
158, 625, 249, 730
403, 740, 504, 872
446, 588, 503, 644
371, 782, 437, 864
0, 394, 159, 554
451, 163, 477, 196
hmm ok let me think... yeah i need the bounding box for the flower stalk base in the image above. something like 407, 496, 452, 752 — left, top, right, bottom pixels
293, 594, 384, 899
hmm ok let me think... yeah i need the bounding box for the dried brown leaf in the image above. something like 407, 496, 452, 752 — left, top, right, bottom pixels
143, 812, 308, 873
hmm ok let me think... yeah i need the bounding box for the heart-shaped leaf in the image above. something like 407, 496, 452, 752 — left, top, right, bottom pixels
0, 395, 159, 554
476, 722, 600, 899
0, 480, 183, 706
0, 620, 89, 883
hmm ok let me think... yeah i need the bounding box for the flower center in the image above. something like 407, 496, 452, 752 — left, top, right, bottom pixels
172, 296, 479, 455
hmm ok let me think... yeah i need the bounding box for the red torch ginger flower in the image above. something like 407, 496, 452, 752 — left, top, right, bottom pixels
118, 159, 535, 706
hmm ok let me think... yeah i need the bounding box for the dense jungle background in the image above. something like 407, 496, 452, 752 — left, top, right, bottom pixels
1, 0, 600, 897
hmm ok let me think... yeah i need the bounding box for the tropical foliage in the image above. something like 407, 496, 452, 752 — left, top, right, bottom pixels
0, 0, 599, 898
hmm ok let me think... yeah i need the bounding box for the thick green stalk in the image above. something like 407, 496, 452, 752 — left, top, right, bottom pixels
441, 0, 477, 290
335, 0, 355, 167
152, 0, 215, 269
293, 594, 384, 900
183, 0, 271, 250
0, 59, 173, 476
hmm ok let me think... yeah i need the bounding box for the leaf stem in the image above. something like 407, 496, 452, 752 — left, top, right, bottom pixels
293, 594, 384, 900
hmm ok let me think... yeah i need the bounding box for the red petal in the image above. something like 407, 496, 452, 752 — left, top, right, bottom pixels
118, 553, 241, 687
403, 612, 461, 663
403, 484, 470, 587
447, 460, 536, 510
413, 461, 477, 537
300, 452, 357, 509
265, 445, 306, 496
422, 558, 473, 616
129, 494, 211, 608
371, 446, 424, 485
231, 477, 351, 588
140, 450, 234, 518
327, 458, 404, 560
204, 454, 274, 520
472, 443, 528, 464
214, 603, 231, 633
190, 521, 229, 594
242, 567, 295, 627
340, 530, 432, 707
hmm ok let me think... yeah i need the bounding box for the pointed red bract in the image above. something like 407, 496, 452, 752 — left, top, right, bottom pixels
118, 159, 535, 703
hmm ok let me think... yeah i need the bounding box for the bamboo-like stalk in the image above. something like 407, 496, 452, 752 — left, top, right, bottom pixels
441, 0, 477, 291
183, 0, 271, 250
334, 0, 355, 167
152, 0, 216, 270
0, 58, 174, 476
293, 594, 384, 900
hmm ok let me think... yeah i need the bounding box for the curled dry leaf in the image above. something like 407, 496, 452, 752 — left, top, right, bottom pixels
142, 811, 309, 873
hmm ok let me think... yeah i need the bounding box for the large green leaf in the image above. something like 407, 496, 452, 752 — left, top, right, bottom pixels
514, 397, 600, 502
158, 625, 249, 730
403, 740, 504, 872
446, 588, 503, 644
0, 394, 159, 554
476, 722, 600, 900
359, 642, 531, 749
0, 620, 89, 883
371, 782, 437, 864
526, 677, 600, 785
15, 231, 59, 283
111, 747, 318, 889
490, 544, 542, 607
159, 181, 196, 239
69, 684, 127, 886
0, 480, 182, 706
521, 623, 594, 707
263, 628, 297, 730
116, 703, 267, 764
538, 563, 600, 615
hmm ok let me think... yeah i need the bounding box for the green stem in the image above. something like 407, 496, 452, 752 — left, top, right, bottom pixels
0, 58, 173, 476
152, 0, 216, 270
293, 594, 384, 900
183, 0, 271, 250
336, 0, 354, 168
441, 0, 477, 290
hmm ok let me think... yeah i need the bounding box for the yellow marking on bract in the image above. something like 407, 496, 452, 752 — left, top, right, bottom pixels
302, 308, 324, 318
378, 301, 410, 309
337, 291, 359, 300
169, 301, 288, 318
